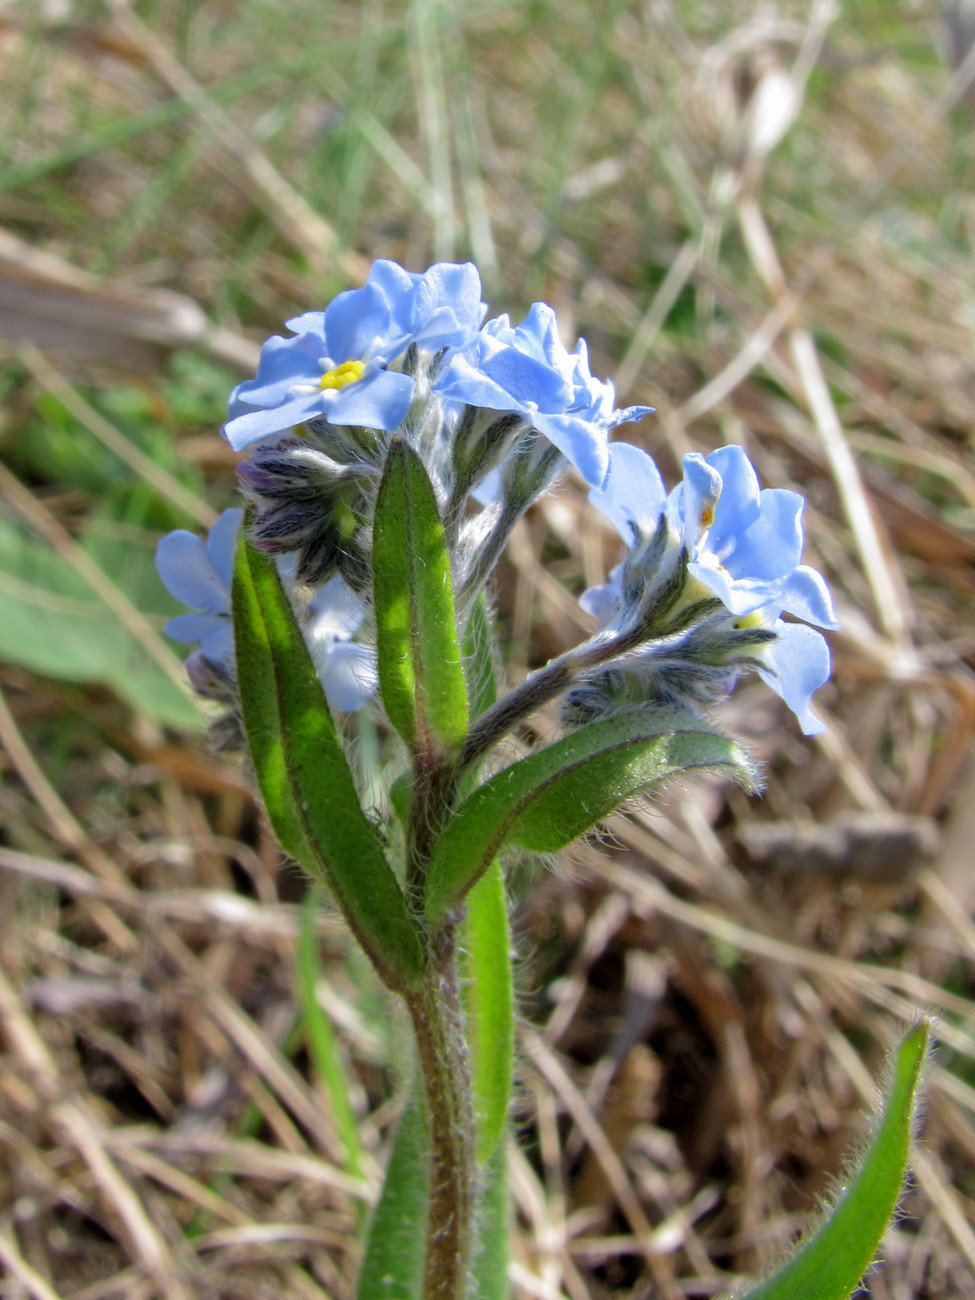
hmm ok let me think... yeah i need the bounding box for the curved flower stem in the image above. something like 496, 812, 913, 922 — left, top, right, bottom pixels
404, 927, 477, 1300
456, 622, 648, 777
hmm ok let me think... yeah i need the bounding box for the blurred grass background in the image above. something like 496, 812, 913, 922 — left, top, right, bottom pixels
1, 0, 975, 1296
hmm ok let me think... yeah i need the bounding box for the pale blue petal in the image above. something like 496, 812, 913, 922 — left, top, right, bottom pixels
719, 488, 803, 579
580, 564, 624, 625
308, 575, 366, 641
588, 442, 666, 539
608, 404, 655, 429
531, 410, 609, 485
156, 531, 228, 612
285, 310, 326, 336
165, 611, 222, 644
705, 444, 761, 535
778, 564, 839, 629
317, 641, 379, 713
757, 621, 832, 736
224, 393, 322, 450
324, 280, 403, 363
326, 368, 414, 430
207, 509, 244, 589
411, 262, 486, 346
673, 454, 721, 547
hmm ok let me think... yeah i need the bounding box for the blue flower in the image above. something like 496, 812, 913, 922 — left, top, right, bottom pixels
305, 575, 378, 713
436, 303, 652, 486
674, 445, 836, 625
156, 508, 242, 671
584, 442, 837, 734
224, 260, 486, 451
589, 442, 837, 627
156, 512, 377, 714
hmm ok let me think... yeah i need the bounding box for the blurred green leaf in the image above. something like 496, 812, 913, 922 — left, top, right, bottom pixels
372, 438, 468, 757
0, 515, 201, 728
232, 534, 424, 992
734, 1019, 930, 1300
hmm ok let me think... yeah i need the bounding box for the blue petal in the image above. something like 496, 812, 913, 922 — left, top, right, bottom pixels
285, 310, 326, 336
308, 575, 366, 641
165, 611, 223, 644
223, 393, 322, 450
231, 332, 326, 409
705, 445, 761, 536
719, 488, 803, 580
779, 564, 839, 629
673, 454, 722, 546
588, 442, 667, 538
608, 404, 655, 429
326, 368, 415, 430
207, 509, 243, 589
757, 621, 832, 735
411, 262, 486, 347
316, 641, 379, 712
323, 280, 403, 364
156, 531, 229, 612
531, 410, 608, 485
580, 564, 624, 625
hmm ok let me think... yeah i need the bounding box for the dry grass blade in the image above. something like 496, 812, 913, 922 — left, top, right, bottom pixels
1, 3, 974, 1296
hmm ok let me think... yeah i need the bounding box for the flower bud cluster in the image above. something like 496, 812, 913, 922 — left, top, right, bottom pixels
156, 258, 836, 739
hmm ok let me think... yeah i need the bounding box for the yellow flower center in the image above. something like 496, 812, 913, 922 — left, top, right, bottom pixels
733, 611, 764, 630
320, 360, 365, 391
699, 504, 715, 528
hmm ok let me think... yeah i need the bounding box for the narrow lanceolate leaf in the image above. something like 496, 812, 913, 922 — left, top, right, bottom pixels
356, 1088, 429, 1300
461, 861, 513, 1164
734, 1019, 930, 1300
470, 1137, 509, 1300
425, 709, 757, 929
233, 536, 423, 992
372, 439, 469, 756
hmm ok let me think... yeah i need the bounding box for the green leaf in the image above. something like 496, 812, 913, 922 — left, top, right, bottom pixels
461, 861, 513, 1163
372, 439, 468, 756
425, 709, 757, 928
232, 535, 424, 992
0, 516, 201, 729
470, 1137, 509, 1300
734, 1019, 931, 1300
356, 1088, 430, 1300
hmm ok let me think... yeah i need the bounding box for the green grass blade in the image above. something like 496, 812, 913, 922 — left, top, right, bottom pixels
372, 439, 469, 757
425, 709, 757, 928
735, 1019, 931, 1300
0, 65, 283, 194
297, 890, 365, 1185
356, 1088, 430, 1300
232, 535, 424, 992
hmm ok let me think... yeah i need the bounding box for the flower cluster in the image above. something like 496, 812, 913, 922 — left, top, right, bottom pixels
157, 257, 836, 738
576, 441, 837, 734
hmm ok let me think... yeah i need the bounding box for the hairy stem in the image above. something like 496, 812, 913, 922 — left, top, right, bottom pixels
405, 930, 477, 1300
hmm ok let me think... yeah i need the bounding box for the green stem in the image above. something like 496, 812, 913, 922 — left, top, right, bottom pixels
405, 929, 477, 1300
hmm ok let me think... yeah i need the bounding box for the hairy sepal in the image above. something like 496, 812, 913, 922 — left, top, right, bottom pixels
232, 534, 423, 992
372, 439, 469, 757
425, 708, 758, 928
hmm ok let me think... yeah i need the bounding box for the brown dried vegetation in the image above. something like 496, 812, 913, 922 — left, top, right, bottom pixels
1, 2, 975, 1296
